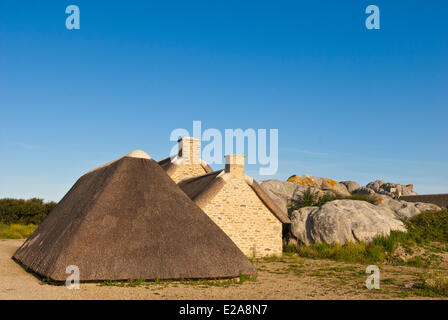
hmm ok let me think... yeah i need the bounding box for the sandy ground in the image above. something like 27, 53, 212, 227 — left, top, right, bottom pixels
1, 239, 446, 300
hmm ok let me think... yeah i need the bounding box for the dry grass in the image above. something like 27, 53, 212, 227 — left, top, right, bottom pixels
0, 224, 37, 239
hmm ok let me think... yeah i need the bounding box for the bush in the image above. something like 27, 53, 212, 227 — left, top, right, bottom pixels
0, 198, 57, 225
405, 209, 448, 243
297, 188, 338, 208
316, 193, 336, 207
301, 188, 319, 207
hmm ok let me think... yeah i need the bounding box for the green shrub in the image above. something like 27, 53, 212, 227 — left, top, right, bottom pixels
0, 198, 56, 225
405, 209, 448, 243
297, 188, 375, 209
301, 188, 319, 207
315, 193, 335, 207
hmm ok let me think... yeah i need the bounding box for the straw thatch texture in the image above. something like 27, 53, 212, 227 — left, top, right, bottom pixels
13, 155, 256, 281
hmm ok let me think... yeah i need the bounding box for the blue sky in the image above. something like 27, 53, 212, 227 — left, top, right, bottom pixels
1, 1, 447, 201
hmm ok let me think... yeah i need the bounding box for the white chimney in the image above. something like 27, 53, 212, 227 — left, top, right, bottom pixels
225, 154, 245, 175
178, 137, 201, 164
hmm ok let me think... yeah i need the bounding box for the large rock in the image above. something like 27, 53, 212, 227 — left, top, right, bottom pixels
288, 206, 316, 246
362, 180, 418, 198
352, 186, 376, 195
340, 181, 360, 193
366, 180, 384, 193
258, 180, 300, 212
376, 198, 441, 220
287, 175, 350, 197
289, 200, 406, 245
259, 179, 327, 212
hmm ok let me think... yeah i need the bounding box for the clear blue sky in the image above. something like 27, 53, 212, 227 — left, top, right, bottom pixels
1, 1, 447, 201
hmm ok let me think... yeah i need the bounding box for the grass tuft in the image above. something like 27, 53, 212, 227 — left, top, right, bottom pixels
413, 273, 448, 297
238, 273, 258, 284
0, 223, 37, 239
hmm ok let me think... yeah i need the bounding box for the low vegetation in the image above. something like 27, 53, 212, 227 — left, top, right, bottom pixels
415, 273, 448, 297
0, 224, 37, 239
0, 198, 55, 239
285, 209, 448, 268
0, 198, 56, 225
289, 188, 375, 212
99, 273, 258, 289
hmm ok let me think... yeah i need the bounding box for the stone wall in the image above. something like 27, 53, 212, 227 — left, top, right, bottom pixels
202, 176, 283, 257
170, 164, 208, 183
400, 194, 448, 209
179, 137, 201, 165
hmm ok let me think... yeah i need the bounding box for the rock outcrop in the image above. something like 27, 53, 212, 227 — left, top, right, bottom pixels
289, 200, 407, 245
375, 197, 441, 220
352, 186, 376, 196
261, 176, 442, 246
259, 180, 330, 212
287, 175, 351, 197
340, 181, 360, 193
260, 174, 442, 246
353, 180, 417, 198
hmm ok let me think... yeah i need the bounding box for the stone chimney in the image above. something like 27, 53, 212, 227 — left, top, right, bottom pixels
225, 154, 245, 175
178, 137, 201, 164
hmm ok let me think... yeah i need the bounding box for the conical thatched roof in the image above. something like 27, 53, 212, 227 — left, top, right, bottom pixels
12, 151, 256, 282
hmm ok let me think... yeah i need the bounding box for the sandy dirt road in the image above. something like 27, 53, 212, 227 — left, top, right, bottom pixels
0, 239, 445, 300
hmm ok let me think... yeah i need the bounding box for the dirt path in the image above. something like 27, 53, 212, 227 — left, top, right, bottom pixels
0, 239, 445, 300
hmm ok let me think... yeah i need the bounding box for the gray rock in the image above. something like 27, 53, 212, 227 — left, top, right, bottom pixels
287, 175, 351, 197
365, 180, 418, 198
381, 183, 398, 194
289, 206, 316, 245
401, 184, 418, 196
321, 179, 350, 197
366, 181, 382, 193
340, 181, 361, 193
289, 200, 406, 245
377, 190, 396, 198
377, 198, 441, 220
259, 179, 332, 212
352, 187, 376, 195
259, 180, 300, 214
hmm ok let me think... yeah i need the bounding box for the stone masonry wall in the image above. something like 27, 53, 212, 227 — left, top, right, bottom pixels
170, 164, 208, 183
400, 194, 448, 209
202, 176, 283, 257
180, 137, 201, 165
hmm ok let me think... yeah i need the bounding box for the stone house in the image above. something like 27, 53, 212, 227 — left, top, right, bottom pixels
158, 137, 213, 183
178, 154, 290, 257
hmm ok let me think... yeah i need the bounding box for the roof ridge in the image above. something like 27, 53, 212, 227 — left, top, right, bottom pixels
85, 150, 151, 176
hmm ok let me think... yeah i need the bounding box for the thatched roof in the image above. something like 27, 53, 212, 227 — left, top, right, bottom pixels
13, 151, 256, 282
158, 155, 213, 177
178, 171, 291, 224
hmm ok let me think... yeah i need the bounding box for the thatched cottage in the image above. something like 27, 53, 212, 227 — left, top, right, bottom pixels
158, 137, 213, 183
13, 150, 256, 281
178, 154, 290, 257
